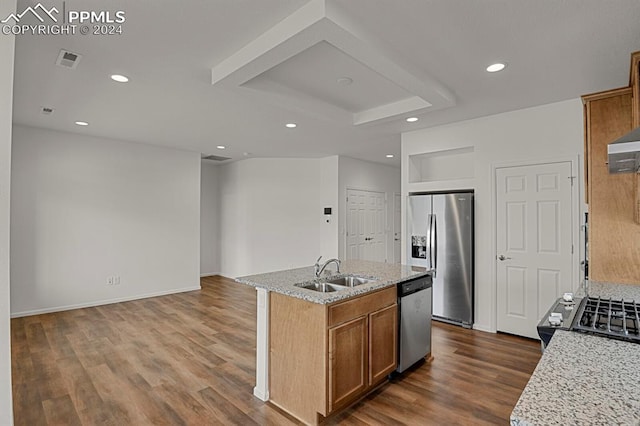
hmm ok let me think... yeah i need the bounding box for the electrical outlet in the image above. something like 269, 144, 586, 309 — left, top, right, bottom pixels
107, 276, 114, 285
114, 275, 120, 285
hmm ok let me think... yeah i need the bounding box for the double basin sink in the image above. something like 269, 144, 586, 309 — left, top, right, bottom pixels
296, 275, 376, 293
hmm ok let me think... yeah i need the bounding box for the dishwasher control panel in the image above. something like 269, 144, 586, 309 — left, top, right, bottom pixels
398, 274, 432, 297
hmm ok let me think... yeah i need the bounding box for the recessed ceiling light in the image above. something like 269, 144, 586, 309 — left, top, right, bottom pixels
486, 63, 506, 73
386, 154, 394, 158
285, 123, 297, 128
216, 145, 226, 150
75, 121, 89, 126
110, 74, 129, 83
406, 117, 418, 123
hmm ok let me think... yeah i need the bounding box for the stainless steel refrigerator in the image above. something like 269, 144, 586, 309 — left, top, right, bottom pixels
407, 192, 474, 327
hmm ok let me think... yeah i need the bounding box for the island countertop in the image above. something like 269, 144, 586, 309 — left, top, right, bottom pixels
235, 260, 429, 304
511, 281, 640, 425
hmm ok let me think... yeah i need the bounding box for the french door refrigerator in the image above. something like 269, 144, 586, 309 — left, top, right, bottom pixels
407, 192, 474, 327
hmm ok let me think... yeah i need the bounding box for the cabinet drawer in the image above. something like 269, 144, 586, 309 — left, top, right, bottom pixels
328, 286, 395, 327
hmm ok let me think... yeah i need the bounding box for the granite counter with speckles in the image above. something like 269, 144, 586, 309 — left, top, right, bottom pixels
235, 260, 429, 304
511, 280, 640, 425
582, 280, 640, 301
510, 330, 640, 426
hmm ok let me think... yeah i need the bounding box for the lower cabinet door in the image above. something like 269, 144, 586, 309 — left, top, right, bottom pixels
328, 316, 368, 412
369, 304, 398, 384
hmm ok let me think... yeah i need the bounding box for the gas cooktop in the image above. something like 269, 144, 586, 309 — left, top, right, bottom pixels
572, 296, 640, 343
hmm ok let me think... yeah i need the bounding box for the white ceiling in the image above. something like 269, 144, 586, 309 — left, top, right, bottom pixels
11, 0, 640, 166
246, 41, 415, 114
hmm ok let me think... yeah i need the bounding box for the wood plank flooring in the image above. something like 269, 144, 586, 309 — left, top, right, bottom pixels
12, 276, 541, 425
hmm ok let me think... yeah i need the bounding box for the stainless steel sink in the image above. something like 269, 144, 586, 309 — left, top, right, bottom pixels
326, 276, 374, 287
296, 275, 377, 293
298, 282, 348, 293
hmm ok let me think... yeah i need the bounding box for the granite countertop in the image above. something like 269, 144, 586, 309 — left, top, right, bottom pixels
510, 331, 640, 425
511, 281, 640, 425
584, 280, 640, 301
235, 260, 429, 304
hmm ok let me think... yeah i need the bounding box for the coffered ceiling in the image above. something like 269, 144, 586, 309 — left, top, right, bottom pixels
212, 0, 454, 127
10, 0, 640, 165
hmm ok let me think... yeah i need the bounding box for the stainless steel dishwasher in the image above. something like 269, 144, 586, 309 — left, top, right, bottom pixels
397, 274, 433, 373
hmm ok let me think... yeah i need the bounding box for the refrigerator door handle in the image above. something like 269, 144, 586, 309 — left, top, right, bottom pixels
432, 213, 438, 276
427, 213, 433, 270
428, 213, 436, 276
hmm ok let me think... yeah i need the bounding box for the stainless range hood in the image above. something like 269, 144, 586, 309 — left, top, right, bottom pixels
608, 126, 640, 174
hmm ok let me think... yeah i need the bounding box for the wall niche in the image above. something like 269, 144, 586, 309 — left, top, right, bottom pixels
408, 146, 475, 183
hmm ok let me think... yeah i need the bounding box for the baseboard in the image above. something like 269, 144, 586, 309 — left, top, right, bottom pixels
472, 324, 496, 333
10, 285, 202, 318
200, 272, 220, 277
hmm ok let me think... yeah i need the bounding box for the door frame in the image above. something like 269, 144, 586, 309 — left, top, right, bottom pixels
491, 156, 581, 334
345, 187, 388, 263
393, 192, 402, 263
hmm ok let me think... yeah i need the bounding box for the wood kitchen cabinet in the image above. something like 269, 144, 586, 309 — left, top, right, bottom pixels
328, 301, 398, 412
270, 286, 397, 425
368, 304, 398, 384
631, 51, 640, 128
582, 50, 640, 284
328, 316, 367, 411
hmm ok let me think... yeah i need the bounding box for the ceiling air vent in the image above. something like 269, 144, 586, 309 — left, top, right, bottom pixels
202, 154, 231, 162
56, 49, 83, 69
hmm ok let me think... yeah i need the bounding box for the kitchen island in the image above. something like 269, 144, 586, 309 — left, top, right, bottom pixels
236, 260, 429, 425
510, 281, 640, 425
236, 259, 428, 304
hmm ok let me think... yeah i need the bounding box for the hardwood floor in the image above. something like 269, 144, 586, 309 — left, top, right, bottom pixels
11, 276, 541, 425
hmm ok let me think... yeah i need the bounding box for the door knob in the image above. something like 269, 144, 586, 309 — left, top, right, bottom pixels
498, 255, 512, 261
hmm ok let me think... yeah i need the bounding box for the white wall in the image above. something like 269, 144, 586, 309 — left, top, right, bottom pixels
218, 160, 248, 277
217, 155, 399, 278
0, 0, 16, 421
200, 162, 220, 276
218, 158, 324, 277
10, 126, 201, 316
338, 156, 401, 261
319, 156, 339, 259
401, 99, 584, 333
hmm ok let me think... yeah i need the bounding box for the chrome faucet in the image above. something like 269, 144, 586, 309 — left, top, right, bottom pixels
314, 256, 341, 277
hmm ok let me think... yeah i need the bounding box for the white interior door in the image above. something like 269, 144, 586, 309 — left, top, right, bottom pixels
496, 162, 574, 339
393, 193, 401, 263
347, 189, 386, 262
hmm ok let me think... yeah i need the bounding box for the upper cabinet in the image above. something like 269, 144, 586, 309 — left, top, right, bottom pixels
582, 51, 640, 284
